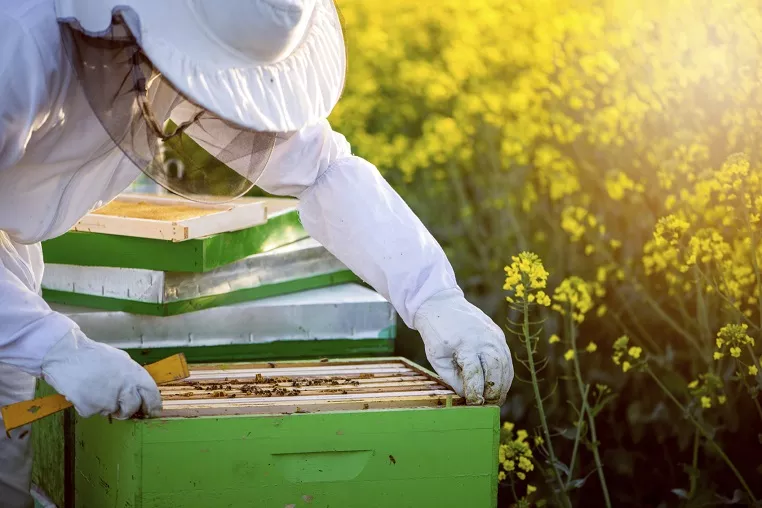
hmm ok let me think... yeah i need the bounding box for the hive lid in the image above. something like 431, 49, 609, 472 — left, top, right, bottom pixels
157, 358, 462, 417
75, 193, 269, 242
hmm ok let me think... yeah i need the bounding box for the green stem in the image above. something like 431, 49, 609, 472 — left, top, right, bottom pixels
565, 384, 589, 487
612, 289, 664, 353
570, 321, 612, 508
688, 430, 699, 499
738, 355, 762, 424
646, 367, 757, 504
522, 299, 571, 508
694, 266, 713, 345
600, 247, 701, 355
744, 204, 762, 332
509, 476, 518, 504
640, 289, 704, 355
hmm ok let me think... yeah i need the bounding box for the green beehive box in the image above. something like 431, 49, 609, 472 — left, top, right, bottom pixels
33, 358, 498, 508
41, 197, 308, 273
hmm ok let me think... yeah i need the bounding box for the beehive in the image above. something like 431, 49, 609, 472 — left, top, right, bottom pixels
34, 358, 499, 508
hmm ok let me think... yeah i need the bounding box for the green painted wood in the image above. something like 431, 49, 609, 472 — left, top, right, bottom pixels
42, 270, 361, 316
125, 338, 396, 364
40, 209, 308, 273
74, 406, 499, 508
31, 381, 65, 508
74, 412, 142, 508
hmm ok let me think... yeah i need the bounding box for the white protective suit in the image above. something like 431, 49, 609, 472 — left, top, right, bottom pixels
0, 0, 513, 506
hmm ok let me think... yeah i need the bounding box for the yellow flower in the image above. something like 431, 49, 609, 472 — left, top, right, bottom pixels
534, 436, 544, 446
498, 471, 507, 482
518, 456, 534, 472
527, 485, 537, 495
564, 349, 576, 361
628, 347, 642, 359
717, 324, 754, 351
714, 352, 724, 360
586, 342, 598, 353
505, 460, 516, 471
516, 429, 528, 442
716, 338, 725, 349
718, 395, 727, 405
503, 422, 515, 432
688, 380, 698, 389
553, 277, 596, 323
701, 396, 712, 409
504, 253, 550, 305
749, 365, 759, 376
622, 361, 632, 372
549, 334, 561, 344
517, 472, 526, 481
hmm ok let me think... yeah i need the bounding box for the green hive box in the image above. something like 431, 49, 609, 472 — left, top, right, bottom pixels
41, 199, 308, 273
33, 358, 499, 508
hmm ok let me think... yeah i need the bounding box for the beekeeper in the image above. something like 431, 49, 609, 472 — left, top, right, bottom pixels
0, 0, 514, 505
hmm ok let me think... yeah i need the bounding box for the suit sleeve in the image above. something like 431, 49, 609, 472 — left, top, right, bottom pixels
256, 120, 461, 328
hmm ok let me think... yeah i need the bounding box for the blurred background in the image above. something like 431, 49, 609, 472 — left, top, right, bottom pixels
327, 0, 762, 506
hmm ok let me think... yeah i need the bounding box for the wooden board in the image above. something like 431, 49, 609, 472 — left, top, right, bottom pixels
74, 194, 267, 242
157, 358, 462, 417
1, 354, 190, 433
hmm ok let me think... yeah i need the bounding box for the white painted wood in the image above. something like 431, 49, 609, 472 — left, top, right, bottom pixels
42, 264, 165, 302
73, 214, 191, 241
71, 193, 273, 242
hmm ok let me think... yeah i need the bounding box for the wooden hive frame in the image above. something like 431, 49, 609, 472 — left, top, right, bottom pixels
158, 357, 462, 417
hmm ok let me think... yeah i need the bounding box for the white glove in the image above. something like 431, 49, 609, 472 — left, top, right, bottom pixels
40, 329, 162, 419
414, 289, 513, 405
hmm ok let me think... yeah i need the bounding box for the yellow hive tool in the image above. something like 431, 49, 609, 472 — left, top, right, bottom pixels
1, 353, 189, 434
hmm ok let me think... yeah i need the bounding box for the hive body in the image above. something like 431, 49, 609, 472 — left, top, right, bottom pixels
34, 359, 499, 508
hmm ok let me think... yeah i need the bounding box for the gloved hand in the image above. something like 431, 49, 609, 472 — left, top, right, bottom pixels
414, 289, 513, 405
40, 328, 162, 419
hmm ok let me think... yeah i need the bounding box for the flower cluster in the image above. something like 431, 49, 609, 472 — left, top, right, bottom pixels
687, 373, 726, 409
498, 422, 538, 505
504, 252, 552, 306
552, 276, 602, 323
612, 336, 643, 373
714, 324, 760, 377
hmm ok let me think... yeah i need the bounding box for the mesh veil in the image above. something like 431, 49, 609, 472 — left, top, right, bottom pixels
60, 15, 277, 203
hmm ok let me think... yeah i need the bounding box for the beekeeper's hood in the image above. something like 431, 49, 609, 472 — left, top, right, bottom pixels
55, 0, 347, 202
